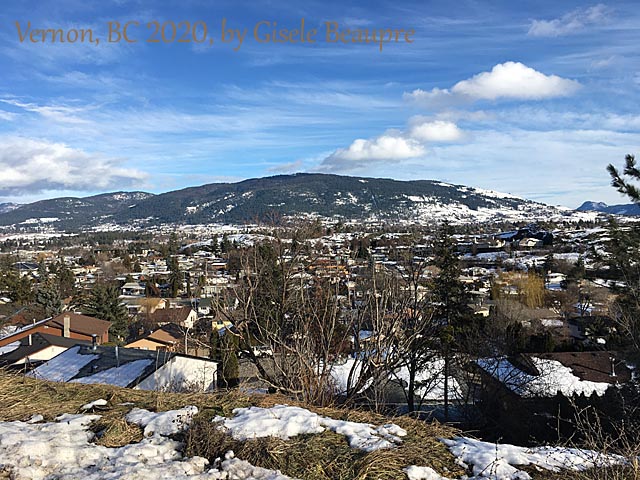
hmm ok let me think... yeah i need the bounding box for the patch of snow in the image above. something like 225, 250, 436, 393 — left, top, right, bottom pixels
403, 465, 451, 480
126, 406, 198, 437
80, 399, 108, 411
393, 358, 464, 401
541, 319, 564, 328
0, 412, 297, 479
26, 414, 44, 424
442, 436, 624, 479
214, 404, 406, 452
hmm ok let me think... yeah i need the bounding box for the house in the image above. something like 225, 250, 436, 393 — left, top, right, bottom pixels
0, 333, 91, 369
519, 238, 543, 249
125, 323, 184, 352
139, 307, 197, 329
120, 282, 146, 297
120, 297, 168, 315
0, 313, 110, 348
474, 351, 631, 400
28, 344, 217, 392
471, 351, 632, 443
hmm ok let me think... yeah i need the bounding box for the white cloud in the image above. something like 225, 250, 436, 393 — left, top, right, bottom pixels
0, 99, 90, 124
453, 62, 580, 100
332, 135, 425, 162
528, 4, 610, 37
319, 135, 425, 172
404, 62, 580, 107
0, 137, 148, 195
409, 120, 464, 142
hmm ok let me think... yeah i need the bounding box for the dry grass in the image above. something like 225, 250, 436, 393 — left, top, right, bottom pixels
0, 370, 624, 480
0, 370, 464, 479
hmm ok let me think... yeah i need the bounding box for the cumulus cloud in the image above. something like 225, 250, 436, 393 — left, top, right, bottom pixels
528, 4, 610, 37
409, 120, 465, 142
319, 135, 425, 172
404, 62, 580, 107
0, 137, 148, 195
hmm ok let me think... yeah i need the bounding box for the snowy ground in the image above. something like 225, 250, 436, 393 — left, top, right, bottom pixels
0, 402, 626, 480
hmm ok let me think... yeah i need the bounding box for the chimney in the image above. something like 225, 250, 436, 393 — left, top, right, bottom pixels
63, 315, 70, 338
91, 334, 97, 351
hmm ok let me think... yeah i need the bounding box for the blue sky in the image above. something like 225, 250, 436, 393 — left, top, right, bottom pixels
1, 1, 639, 208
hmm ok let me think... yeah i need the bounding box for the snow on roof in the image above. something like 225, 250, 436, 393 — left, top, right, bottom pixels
28, 345, 98, 382
477, 356, 611, 398
70, 359, 153, 388
214, 404, 406, 452
0, 341, 20, 356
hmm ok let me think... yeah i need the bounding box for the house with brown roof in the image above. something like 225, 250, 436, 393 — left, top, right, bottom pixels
126, 323, 184, 352
0, 313, 110, 348
138, 307, 197, 329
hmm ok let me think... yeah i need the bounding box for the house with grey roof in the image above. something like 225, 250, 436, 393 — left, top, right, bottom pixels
28, 344, 217, 392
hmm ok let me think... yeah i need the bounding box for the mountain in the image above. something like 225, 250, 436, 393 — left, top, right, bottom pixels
0, 192, 154, 229
577, 201, 640, 216
0, 203, 20, 214
0, 174, 588, 230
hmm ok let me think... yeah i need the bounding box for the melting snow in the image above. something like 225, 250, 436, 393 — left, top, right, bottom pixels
440, 437, 624, 480
213, 404, 407, 452
126, 406, 198, 437
80, 399, 108, 411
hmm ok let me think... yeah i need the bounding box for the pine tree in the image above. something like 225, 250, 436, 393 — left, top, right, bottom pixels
167, 256, 182, 297
83, 283, 129, 343
210, 329, 239, 388
35, 278, 62, 317
430, 221, 472, 421
56, 261, 76, 297
607, 154, 640, 202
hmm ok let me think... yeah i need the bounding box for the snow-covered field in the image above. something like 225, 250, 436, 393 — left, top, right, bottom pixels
0, 402, 626, 480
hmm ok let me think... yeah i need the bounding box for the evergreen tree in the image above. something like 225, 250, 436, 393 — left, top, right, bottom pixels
37, 259, 48, 280
35, 278, 62, 317
83, 283, 129, 343
2, 271, 33, 305
608, 154, 640, 202
56, 261, 76, 298
167, 256, 182, 297
210, 329, 239, 388
430, 221, 472, 421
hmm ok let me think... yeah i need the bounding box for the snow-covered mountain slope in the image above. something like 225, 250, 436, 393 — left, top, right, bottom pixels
0, 174, 598, 230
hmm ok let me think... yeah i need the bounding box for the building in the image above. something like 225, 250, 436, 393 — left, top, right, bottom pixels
0, 313, 110, 348
28, 344, 217, 392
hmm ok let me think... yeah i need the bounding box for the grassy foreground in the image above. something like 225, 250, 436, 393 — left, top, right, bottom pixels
0, 371, 465, 479
0, 371, 631, 480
